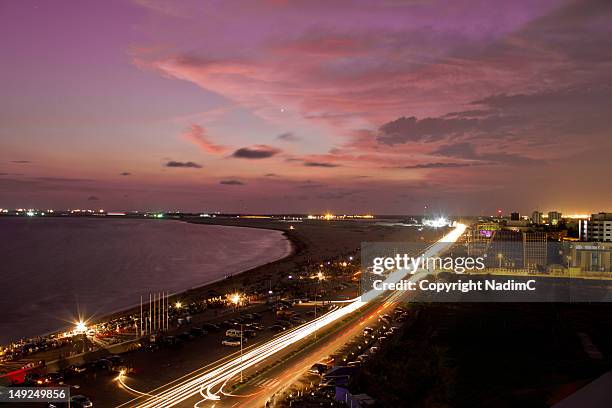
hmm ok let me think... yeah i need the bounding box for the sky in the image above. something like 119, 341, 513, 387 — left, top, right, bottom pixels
1, 0, 612, 215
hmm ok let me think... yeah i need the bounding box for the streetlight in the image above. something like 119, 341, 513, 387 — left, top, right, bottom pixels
314, 272, 325, 339
497, 253, 503, 269
240, 323, 244, 383
228, 293, 243, 313
75, 320, 87, 334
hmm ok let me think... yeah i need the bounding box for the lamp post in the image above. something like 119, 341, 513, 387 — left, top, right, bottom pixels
240, 323, 244, 382
314, 271, 325, 340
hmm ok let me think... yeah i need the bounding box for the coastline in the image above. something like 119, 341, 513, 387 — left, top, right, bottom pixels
0, 218, 295, 346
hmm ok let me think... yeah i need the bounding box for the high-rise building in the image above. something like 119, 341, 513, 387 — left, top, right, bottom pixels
510, 212, 520, 221
548, 211, 562, 226
532, 211, 543, 224
580, 213, 612, 242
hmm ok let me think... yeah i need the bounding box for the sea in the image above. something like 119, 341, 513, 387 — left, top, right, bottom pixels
0, 217, 291, 344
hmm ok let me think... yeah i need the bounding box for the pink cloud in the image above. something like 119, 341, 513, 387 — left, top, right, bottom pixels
181, 124, 228, 154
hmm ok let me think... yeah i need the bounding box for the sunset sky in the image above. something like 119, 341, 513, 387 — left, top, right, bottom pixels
1, 0, 611, 215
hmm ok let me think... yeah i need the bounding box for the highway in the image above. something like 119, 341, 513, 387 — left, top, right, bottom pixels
116, 223, 466, 407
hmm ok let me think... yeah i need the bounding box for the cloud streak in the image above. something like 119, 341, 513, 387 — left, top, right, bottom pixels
165, 161, 203, 168
231, 145, 281, 159
181, 124, 228, 154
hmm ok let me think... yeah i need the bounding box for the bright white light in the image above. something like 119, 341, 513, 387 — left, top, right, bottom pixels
75, 321, 87, 333
423, 216, 449, 228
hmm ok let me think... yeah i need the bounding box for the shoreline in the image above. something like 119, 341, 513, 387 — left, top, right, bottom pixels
1, 218, 297, 347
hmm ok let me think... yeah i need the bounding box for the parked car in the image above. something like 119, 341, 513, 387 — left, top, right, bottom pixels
308, 363, 329, 375
67, 364, 87, 375
70, 395, 93, 408
201, 323, 221, 332
243, 329, 257, 338
291, 316, 306, 324
44, 372, 65, 385
221, 338, 247, 347
177, 331, 193, 341
268, 324, 286, 332
190, 327, 206, 336
225, 329, 242, 338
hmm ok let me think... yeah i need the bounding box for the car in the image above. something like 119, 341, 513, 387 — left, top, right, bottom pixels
190, 327, 205, 336
177, 331, 193, 341
92, 358, 112, 371
44, 372, 65, 385
320, 375, 350, 387
106, 355, 123, 364
243, 329, 257, 338
67, 364, 87, 374
24, 372, 45, 386
363, 327, 374, 337
144, 342, 159, 352
225, 329, 242, 338
162, 336, 182, 348
220, 320, 234, 328
276, 319, 292, 328
347, 361, 362, 367
268, 324, 286, 332
246, 322, 264, 331
201, 323, 221, 332
308, 363, 329, 375
221, 338, 246, 347
70, 395, 93, 408
356, 354, 370, 362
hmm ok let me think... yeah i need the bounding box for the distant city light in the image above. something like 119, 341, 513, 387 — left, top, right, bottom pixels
26, 211, 35, 217
423, 216, 450, 228
175, 301, 182, 309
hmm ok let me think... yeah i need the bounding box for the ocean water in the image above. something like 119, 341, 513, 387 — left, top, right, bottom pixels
0, 217, 291, 344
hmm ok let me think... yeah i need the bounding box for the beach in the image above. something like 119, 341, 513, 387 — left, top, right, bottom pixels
0, 217, 292, 344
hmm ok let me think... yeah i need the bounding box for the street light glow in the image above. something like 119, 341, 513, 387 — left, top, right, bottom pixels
229, 293, 242, 305
75, 320, 87, 333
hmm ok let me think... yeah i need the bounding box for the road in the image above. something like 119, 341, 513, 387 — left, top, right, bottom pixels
116, 224, 466, 407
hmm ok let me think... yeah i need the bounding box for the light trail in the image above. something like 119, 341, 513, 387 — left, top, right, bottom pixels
118, 224, 466, 407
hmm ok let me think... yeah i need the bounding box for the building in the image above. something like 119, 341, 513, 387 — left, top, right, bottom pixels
468, 228, 547, 270
569, 242, 612, 272
548, 211, 562, 226
532, 211, 544, 225
510, 212, 520, 221
523, 232, 548, 269
580, 213, 612, 242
